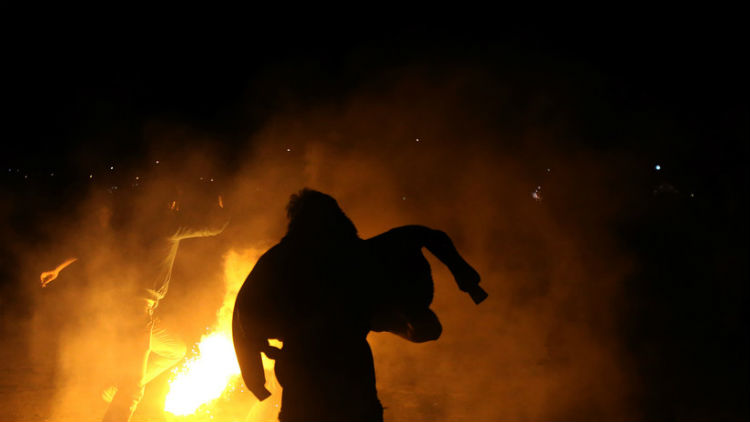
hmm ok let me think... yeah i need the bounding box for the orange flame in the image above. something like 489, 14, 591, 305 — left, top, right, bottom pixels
164, 249, 281, 420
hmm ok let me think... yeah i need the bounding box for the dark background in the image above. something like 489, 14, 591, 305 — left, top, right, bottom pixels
1, 15, 747, 420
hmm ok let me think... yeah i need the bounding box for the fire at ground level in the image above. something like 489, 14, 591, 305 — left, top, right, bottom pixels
0, 318, 455, 422
0, 249, 460, 421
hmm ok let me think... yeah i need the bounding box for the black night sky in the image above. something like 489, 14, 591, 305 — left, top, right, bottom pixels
1, 16, 747, 421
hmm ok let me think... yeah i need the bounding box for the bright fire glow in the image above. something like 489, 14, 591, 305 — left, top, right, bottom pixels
164, 332, 240, 415
164, 248, 278, 419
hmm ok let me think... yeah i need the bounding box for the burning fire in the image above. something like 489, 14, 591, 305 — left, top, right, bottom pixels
164, 332, 240, 415
164, 248, 279, 419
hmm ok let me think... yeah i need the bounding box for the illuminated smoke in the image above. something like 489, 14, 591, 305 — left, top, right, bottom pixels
28, 66, 641, 421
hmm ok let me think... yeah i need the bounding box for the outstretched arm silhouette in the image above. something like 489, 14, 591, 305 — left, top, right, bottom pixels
370, 225, 485, 300
170, 220, 229, 241
367, 225, 486, 343
395, 225, 486, 303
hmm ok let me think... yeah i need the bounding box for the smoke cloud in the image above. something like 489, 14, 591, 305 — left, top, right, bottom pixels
16, 64, 643, 420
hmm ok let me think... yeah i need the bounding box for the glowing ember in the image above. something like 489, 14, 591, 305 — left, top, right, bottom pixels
164, 249, 278, 419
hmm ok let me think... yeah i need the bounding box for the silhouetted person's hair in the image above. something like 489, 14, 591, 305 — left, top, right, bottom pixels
285, 188, 357, 239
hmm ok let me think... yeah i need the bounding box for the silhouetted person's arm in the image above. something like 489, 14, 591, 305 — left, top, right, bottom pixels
232, 252, 275, 401
232, 306, 272, 401
170, 221, 229, 241
378, 225, 486, 303
367, 225, 486, 343
372, 306, 445, 343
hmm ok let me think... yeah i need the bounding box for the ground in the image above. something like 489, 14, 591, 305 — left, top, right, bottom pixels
0, 316, 447, 421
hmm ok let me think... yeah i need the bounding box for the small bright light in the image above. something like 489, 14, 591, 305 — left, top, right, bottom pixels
155, 160, 160, 164
286, 148, 291, 152
210, 178, 214, 182
135, 176, 140, 180
89, 174, 93, 179
546, 168, 551, 172
416, 138, 420, 142
110, 166, 114, 170
50, 173, 54, 176
655, 164, 661, 171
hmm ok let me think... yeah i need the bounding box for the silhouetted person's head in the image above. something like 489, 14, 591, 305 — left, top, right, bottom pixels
285, 189, 357, 240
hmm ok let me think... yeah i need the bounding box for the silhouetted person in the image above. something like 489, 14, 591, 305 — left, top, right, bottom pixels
233, 189, 485, 421
40, 191, 227, 422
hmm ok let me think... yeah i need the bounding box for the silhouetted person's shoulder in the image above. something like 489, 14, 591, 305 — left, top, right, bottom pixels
367, 224, 438, 245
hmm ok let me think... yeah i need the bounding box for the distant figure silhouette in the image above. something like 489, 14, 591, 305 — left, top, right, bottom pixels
40, 190, 227, 422
233, 189, 485, 421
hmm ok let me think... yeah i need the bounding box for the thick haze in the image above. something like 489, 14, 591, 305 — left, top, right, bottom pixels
1, 20, 746, 420
17, 66, 649, 420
